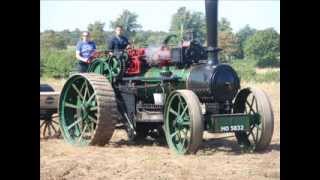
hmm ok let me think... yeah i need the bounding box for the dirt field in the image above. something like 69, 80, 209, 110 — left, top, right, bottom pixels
40, 80, 280, 180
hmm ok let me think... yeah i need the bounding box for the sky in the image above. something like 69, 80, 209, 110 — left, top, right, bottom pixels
40, 0, 280, 33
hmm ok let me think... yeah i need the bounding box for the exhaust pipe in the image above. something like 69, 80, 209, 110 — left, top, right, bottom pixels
205, 0, 220, 65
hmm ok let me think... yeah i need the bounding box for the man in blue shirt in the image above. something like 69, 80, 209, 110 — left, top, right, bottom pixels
75, 31, 97, 72
108, 25, 130, 56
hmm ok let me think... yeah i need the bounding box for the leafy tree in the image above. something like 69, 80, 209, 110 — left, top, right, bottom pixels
130, 30, 169, 48
88, 21, 106, 46
218, 31, 240, 63
146, 31, 168, 46
40, 30, 67, 50
59, 29, 72, 45
218, 17, 232, 32
69, 28, 81, 46
216, 18, 240, 62
256, 52, 280, 67
244, 28, 280, 67
187, 11, 206, 43
169, 7, 189, 41
110, 9, 142, 39
131, 30, 150, 47
170, 7, 206, 44
235, 25, 257, 58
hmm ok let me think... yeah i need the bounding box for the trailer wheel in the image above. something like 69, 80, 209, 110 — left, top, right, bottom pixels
234, 88, 274, 151
40, 113, 61, 139
59, 73, 119, 146
164, 90, 204, 154
40, 84, 60, 139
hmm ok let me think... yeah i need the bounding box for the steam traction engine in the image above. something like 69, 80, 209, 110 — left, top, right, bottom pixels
58, 0, 274, 154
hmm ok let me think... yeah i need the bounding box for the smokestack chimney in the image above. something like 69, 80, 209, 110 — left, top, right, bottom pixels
205, 0, 219, 65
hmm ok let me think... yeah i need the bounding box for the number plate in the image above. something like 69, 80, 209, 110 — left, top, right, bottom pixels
208, 114, 251, 132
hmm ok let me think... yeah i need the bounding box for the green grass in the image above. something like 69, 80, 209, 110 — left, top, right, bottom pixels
41, 48, 77, 78
229, 59, 280, 83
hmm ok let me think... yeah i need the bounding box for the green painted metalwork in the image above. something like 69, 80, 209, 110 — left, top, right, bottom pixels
59, 75, 98, 146
87, 56, 121, 81
144, 66, 190, 83
136, 66, 191, 102
160, 66, 172, 76
164, 92, 191, 154
206, 114, 259, 132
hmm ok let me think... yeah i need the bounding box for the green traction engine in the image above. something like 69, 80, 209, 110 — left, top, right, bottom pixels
58, 0, 274, 154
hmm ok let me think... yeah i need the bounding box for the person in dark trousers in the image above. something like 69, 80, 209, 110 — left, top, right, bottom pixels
75, 31, 97, 72
108, 25, 130, 56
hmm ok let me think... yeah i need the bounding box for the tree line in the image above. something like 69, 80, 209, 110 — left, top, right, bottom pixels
41, 7, 280, 78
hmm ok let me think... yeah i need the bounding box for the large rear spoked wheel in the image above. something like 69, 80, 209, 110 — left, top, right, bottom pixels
164, 90, 204, 154
59, 73, 119, 146
234, 88, 274, 152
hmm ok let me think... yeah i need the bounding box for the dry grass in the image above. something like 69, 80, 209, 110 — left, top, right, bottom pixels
255, 68, 280, 74
40, 79, 280, 180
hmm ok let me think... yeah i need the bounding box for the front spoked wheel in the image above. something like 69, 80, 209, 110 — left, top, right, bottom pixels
164, 90, 204, 154
234, 88, 274, 152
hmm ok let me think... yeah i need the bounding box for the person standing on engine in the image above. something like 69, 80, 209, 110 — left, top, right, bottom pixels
108, 25, 130, 56
75, 31, 97, 72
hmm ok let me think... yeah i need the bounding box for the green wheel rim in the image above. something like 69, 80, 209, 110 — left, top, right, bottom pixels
87, 56, 121, 81
164, 90, 203, 154
165, 92, 192, 154
59, 75, 98, 146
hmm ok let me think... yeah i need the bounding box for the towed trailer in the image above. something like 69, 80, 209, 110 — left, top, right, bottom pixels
40, 84, 61, 139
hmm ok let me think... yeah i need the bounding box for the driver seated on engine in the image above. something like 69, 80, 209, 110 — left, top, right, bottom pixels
108, 25, 131, 57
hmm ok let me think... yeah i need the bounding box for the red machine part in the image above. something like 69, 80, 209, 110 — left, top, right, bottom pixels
126, 48, 145, 75
159, 59, 171, 67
